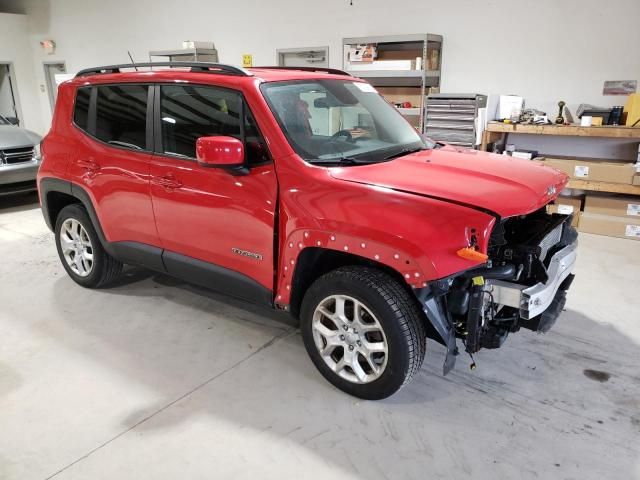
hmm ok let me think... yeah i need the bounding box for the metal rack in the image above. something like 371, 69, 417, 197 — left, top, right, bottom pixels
342, 34, 443, 132
149, 47, 219, 63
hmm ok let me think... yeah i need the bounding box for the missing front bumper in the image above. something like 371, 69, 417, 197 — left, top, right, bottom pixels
519, 276, 572, 333
417, 239, 578, 375
486, 240, 578, 320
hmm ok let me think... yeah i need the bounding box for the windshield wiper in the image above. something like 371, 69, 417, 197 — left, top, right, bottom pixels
308, 157, 378, 166
383, 146, 426, 161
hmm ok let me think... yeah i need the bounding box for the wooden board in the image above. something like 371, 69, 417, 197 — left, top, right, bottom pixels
486, 122, 640, 138
567, 179, 640, 195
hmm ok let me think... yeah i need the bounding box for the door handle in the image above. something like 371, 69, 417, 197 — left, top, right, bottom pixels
77, 159, 100, 171
152, 174, 183, 190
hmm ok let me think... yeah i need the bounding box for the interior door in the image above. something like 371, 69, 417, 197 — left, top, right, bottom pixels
277, 47, 329, 68
149, 83, 278, 294
0, 63, 20, 125
43, 62, 67, 111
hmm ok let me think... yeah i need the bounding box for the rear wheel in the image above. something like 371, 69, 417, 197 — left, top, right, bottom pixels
54, 204, 123, 288
300, 266, 427, 399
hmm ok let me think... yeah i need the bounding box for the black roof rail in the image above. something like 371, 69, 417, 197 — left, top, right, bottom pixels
75, 62, 252, 78
251, 66, 351, 77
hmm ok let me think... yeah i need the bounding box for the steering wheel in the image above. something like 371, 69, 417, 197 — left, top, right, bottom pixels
329, 129, 354, 143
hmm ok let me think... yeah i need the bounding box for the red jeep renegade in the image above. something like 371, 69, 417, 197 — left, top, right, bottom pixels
38, 63, 577, 399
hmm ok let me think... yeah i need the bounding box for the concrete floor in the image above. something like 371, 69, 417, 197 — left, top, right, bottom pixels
1, 193, 639, 480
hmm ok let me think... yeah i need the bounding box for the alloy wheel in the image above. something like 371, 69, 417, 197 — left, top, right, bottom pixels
311, 294, 388, 384
59, 218, 94, 277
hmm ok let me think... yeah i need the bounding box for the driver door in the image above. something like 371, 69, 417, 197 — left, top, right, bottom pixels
149, 83, 277, 299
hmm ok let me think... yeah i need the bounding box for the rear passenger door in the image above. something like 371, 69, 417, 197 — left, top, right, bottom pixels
69, 84, 160, 250
149, 83, 278, 297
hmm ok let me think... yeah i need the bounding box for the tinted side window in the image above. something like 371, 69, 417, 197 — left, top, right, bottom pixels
160, 85, 241, 158
95, 85, 149, 150
73, 87, 91, 131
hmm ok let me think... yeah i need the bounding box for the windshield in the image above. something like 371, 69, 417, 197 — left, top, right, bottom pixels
261, 80, 432, 165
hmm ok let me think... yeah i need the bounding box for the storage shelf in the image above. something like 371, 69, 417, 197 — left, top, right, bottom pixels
566, 180, 640, 195
342, 33, 443, 132
149, 48, 218, 57
397, 107, 421, 116
347, 69, 431, 78
347, 70, 440, 87
343, 34, 441, 44
485, 122, 640, 139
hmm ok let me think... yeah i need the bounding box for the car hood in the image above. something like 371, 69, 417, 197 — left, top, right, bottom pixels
0, 125, 41, 149
329, 145, 569, 218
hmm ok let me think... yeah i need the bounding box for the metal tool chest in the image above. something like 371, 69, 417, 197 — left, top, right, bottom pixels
425, 94, 487, 148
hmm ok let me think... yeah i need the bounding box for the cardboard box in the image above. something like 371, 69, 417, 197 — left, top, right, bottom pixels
624, 93, 640, 127
348, 59, 416, 71
547, 195, 583, 226
512, 149, 539, 160
579, 213, 640, 241
584, 194, 640, 217
634, 175, 640, 186
544, 157, 637, 184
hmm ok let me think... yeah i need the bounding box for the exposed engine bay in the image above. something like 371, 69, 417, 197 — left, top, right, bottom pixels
418, 207, 578, 374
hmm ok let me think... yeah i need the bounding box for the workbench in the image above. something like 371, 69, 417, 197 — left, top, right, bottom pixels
481, 122, 640, 196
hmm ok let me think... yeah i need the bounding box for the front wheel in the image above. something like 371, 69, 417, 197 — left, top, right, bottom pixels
300, 266, 427, 400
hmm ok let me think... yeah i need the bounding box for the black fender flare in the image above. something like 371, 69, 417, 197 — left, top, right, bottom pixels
39, 177, 113, 255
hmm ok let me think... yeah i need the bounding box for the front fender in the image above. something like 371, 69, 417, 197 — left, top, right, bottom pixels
275, 226, 433, 305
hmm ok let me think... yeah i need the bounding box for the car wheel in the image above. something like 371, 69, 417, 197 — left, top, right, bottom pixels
54, 204, 123, 288
300, 266, 427, 399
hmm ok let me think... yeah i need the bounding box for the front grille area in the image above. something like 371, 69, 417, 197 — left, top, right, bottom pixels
539, 223, 563, 262
486, 208, 574, 286
1, 146, 35, 165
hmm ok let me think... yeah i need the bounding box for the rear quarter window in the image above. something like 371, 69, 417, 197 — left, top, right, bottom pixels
95, 85, 149, 150
73, 87, 91, 131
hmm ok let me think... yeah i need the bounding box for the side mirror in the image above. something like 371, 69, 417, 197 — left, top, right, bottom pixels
196, 136, 247, 174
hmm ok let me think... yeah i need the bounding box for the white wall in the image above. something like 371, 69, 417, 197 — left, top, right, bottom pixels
0, 12, 43, 133
20, 0, 640, 150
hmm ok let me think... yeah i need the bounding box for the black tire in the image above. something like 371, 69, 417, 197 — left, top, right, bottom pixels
54, 204, 123, 288
300, 266, 427, 400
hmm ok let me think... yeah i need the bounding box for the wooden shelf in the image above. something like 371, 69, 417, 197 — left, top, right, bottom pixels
485, 122, 640, 139
566, 180, 640, 195
481, 122, 640, 197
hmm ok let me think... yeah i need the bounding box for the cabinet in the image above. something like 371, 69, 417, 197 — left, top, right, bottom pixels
425, 94, 487, 148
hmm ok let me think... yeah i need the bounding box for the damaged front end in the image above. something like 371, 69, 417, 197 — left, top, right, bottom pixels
416, 207, 578, 374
